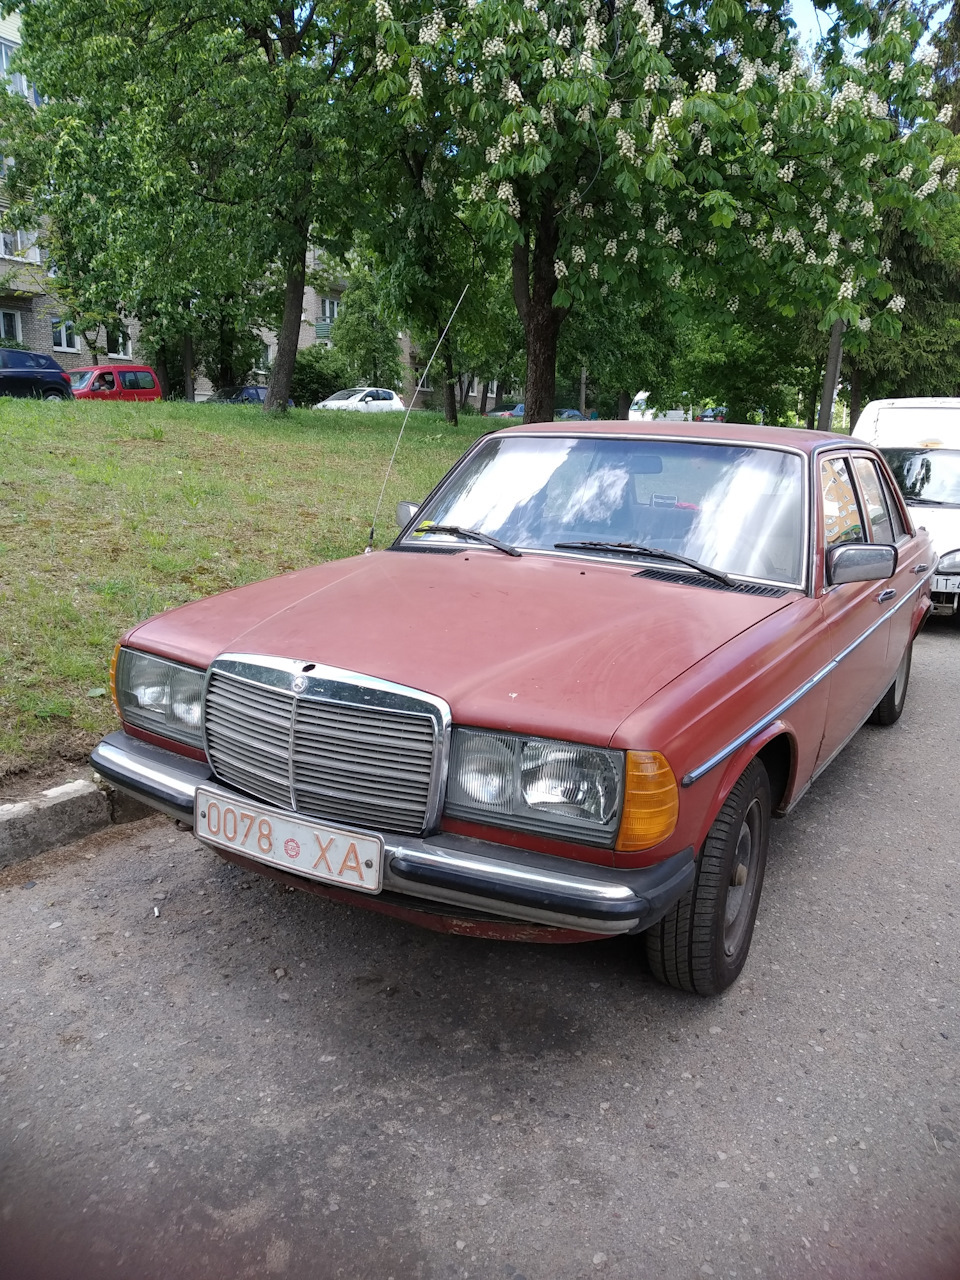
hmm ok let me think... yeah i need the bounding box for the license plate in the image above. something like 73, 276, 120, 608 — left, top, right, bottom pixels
932, 575, 960, 595
194, 787, 383, 894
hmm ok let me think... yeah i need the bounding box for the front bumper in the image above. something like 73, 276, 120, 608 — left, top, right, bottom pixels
92, 731, 694, 937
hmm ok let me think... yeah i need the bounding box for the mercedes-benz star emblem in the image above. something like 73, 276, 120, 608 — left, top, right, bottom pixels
292, 675, 308, 693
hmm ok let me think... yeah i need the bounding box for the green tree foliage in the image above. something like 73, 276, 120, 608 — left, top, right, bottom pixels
290, 343, 350, 407
376, 0, 951, 421
329, 264, 405, 389
1, 0, 372, 407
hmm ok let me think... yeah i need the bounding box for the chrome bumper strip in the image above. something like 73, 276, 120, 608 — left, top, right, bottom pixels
90, 731, 694, 936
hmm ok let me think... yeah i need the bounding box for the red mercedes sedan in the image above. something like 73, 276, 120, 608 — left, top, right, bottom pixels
92, 421, 932, 994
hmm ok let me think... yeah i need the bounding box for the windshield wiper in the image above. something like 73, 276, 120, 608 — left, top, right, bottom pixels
906, 496, 958, 507
554, 540, 733, 587
416, 523, 522, 557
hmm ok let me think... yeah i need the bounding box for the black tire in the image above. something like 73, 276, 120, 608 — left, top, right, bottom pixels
868, 641, 912, 727
41, 388, 68, 400
645, 758, 771, 996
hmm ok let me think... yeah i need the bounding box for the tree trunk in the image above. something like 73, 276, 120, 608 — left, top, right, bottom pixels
155, 343, 170, 400
617, 390, 631, 420
442, 334, 458, 425
804, 367, 821, 431
479, 381, 489, 415
265, 246, 307, 411
816, 319, 846, 431
849, 363, 862, 432
579, 366, 587, 416
182, 334, 195, 403
512, 208, 569, 424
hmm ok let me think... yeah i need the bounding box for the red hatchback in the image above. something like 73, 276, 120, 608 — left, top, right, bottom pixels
69, 363, 162, 402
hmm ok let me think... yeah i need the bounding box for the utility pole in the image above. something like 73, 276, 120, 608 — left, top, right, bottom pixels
816, 319, 846, 431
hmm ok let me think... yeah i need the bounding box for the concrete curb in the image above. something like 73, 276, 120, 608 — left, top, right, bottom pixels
0, 773, 154, 870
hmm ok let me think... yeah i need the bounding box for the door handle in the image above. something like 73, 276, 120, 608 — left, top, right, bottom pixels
877, 588, 897, 603
913, 563, 929, 573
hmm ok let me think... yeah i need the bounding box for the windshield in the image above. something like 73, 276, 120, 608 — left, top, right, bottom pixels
882, 448, 960, 507
69, 370, 94, 389
871, 407, 960, 436
408, 435, 806, 586
326, 388, 364, 401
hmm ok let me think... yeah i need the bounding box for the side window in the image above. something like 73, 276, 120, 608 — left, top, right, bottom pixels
876, 468, 908, 539
852, 457, 895, 544
136, 371, 156, 389
119, 370, 139, 389
820, 456, 865, 548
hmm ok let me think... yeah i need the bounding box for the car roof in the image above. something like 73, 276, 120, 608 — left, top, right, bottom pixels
71, 363, 155, 373
493, 419, 858, 455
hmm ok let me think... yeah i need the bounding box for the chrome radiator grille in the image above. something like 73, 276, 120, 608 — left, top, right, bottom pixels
204, 666, 441, 834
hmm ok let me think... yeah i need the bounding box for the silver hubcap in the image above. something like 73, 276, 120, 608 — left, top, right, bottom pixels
724, 798, 763, 957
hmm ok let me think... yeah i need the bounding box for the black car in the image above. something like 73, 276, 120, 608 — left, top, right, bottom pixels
0, 348, 73, 399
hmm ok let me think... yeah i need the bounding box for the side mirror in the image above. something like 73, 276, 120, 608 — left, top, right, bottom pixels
827, 542, 897, 586
396, 501, 420, 529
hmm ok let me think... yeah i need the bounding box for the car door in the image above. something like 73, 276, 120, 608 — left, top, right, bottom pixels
133, 370, 159, 401
0, 350, 36, 397
850, 451, 926, 672
815, 451, 897, 768
90, 370, 119, 399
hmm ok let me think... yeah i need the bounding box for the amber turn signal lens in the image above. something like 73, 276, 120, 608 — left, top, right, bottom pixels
615, 751, 679, 851
109, 643, 122, 718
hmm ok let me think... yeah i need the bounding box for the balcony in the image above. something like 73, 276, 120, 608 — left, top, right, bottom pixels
314, 320, 332, 340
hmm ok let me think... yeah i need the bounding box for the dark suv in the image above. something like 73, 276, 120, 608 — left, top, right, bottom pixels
0, 348, 73, 399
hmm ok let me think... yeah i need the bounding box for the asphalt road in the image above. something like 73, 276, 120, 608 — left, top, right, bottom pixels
1, 621, 958, 1280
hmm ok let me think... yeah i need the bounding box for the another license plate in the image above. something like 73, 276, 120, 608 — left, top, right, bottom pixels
932, 574, 960, 595
194, 787, 384, 894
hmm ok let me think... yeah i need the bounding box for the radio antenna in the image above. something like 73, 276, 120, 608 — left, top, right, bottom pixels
365, 282, 470, 553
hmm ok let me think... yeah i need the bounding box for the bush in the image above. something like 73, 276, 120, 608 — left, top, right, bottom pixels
290, 343, 350, 407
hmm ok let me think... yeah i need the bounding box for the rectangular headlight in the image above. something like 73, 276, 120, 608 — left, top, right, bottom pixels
937, 550, 960, 574
444, 728, 623, 846
114, 647, 205, 748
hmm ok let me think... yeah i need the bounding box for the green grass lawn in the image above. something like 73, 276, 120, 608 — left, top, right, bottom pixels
0, 398, 480, 783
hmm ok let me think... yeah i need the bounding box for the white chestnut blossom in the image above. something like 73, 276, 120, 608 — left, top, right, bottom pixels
483, 36, 506, 57
418, 11, 445, 45
625, 245, 638, 264
604, 239, 618, 256
697, 70, 717, 93
589, 263, 599, 278
374, 0, 392, 18
898, 164, 914, 181
572, 246, 586, 263
938, 104, 954, 124
887, 294, 906, 312
501, 77, 523, 106
616, 129, 637, 161
669, 269, 682, 289
554, 259, 568, 278
607, 101, 621, 119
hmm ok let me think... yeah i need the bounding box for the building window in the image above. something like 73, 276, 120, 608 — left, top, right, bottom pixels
319, 296, 340, 323
51, 317, 77, 351
0, 309, 22, 342
106, 325, 131, 358
0, 40, 27, 97
1, 228, 39, 262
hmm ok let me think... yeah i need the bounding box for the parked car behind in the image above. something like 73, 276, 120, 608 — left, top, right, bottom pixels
92, 420, 931, 996
213, 385, 267, 405
853, 397, 960, 619
487, 402, 525, 418
69, 364, 162, 402
0, 348, 72, 399
315, 387, 405, 411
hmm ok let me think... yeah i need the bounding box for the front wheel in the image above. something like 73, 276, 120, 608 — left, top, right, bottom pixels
645, 759, 771, 996
868, 641, 912, 727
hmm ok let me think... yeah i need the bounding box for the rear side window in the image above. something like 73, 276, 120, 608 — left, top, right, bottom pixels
135, 371, 156, 389
852, 457, 895, 543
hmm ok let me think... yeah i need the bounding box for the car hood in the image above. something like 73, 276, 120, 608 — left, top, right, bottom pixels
909, 504, 960, 555
126, 550, 793, 744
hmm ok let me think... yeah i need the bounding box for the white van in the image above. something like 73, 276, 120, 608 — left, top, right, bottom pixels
628, 391, 689, 422
852, 397, 960, 616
